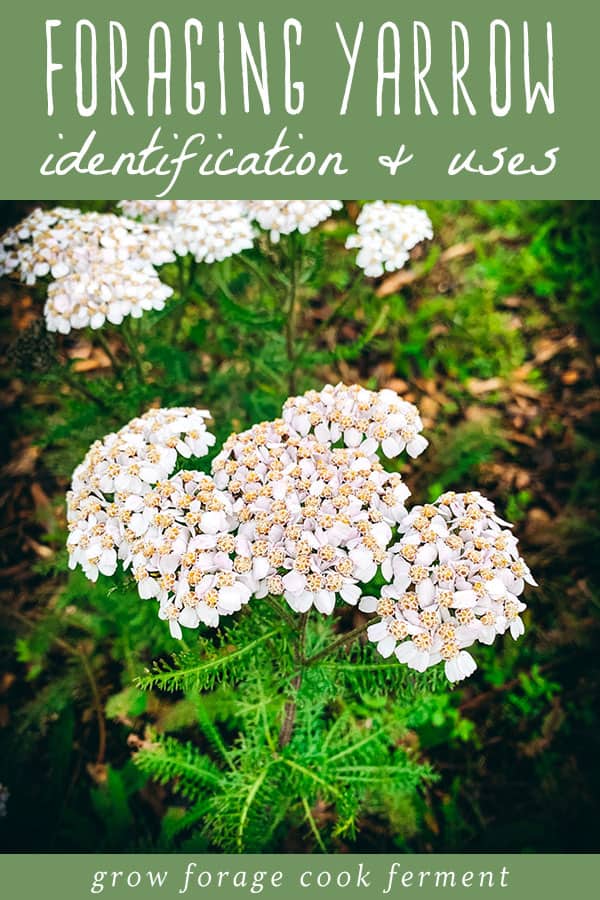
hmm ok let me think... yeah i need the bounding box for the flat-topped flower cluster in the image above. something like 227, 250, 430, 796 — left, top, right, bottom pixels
118, 200, 255, 263
119, 199, 343, 246
345, 201, 433, 277
245, 201, 343, 242
0, 208, 175, 333
1, 201, 432, 335
360, 492, 534, 682
67, 384, 535, 682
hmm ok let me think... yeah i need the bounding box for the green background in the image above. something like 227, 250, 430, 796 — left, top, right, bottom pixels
0, 0, 599, 198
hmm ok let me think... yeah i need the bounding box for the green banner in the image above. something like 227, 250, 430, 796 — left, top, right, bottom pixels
0, 855, 598, 898
0, 0, 599, 198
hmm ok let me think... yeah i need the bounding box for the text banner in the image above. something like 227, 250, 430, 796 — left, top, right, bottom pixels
0, 854, 599, 900
0, 0, 599, 198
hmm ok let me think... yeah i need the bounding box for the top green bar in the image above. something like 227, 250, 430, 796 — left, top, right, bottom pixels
0, 0, 598, 198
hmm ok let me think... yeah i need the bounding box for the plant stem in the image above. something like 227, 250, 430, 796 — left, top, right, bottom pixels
356, 302, 390, 350
314, 272, 365, 337
238, 254, 274, 295
301, 795, 327, 852
79, 650, 107, 765
336, 302, 391, 364
170, 256, 196, 341
263, 596, 298, 632
278, 610, 308, 749
121, 320, 145, 381
8, 608, 107, 765
177, 255, 186, 298
285, 233, 301, 395
304, 618, 375, 668
95, 330, 123, 375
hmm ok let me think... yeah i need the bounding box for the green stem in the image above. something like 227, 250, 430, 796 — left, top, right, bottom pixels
278, 610, 309, 749
361, 302, 390, 346
237, 764, 271, 852
285, 232, 301, 395
121, 320, 145, 381
263, 596, 298, 632
326, 729, 386, 765
238, 253, 275, 295
282, 757, 342, 796
95, 330, 123, 376
301, 795, 327, 852
214, 270, 237, 304
176, 255, 186, 298
170, 255, 196, 340
336, 302, 391, 363
304, 618, 376, 668
314, 272, 365, 337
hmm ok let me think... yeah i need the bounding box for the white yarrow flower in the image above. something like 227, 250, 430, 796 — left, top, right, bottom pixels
346, 201, 433, 277
1, 208, 175, 334
365, 491, 536, 683
67, 408, 214, 581
119, 200, 255, 263
247, 200, 343, 242
212, 416, 410, 615
283, 383, 428, 461
64, 387, 535, 663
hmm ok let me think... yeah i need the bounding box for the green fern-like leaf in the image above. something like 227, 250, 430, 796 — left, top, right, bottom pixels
136, 625, 283, 693
134, 736, 222, 801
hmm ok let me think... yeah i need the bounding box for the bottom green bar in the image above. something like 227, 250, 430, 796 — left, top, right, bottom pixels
0, 854, 597, 899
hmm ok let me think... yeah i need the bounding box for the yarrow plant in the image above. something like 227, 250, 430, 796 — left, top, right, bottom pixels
67, 384, 535, 684
1, 199, 429, 368
6, 198, 537, 851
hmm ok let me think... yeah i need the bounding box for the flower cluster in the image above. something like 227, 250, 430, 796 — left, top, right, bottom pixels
67, 385, 535, 682
283, 382, 428, 459
117, 201, 185, 225
212, 419, 410, 614
0, 208, 175, 334
128, 469, 255, 638
346, 202, 433, 277
0, 207, 80, 280
2, 200, 435, 339
247, 201, 343, 242
67, 407, 215, 583
45, 262, 173, 334
119, 200, 255, 263
362, 491, 536, 681
168, 201, 255, 263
